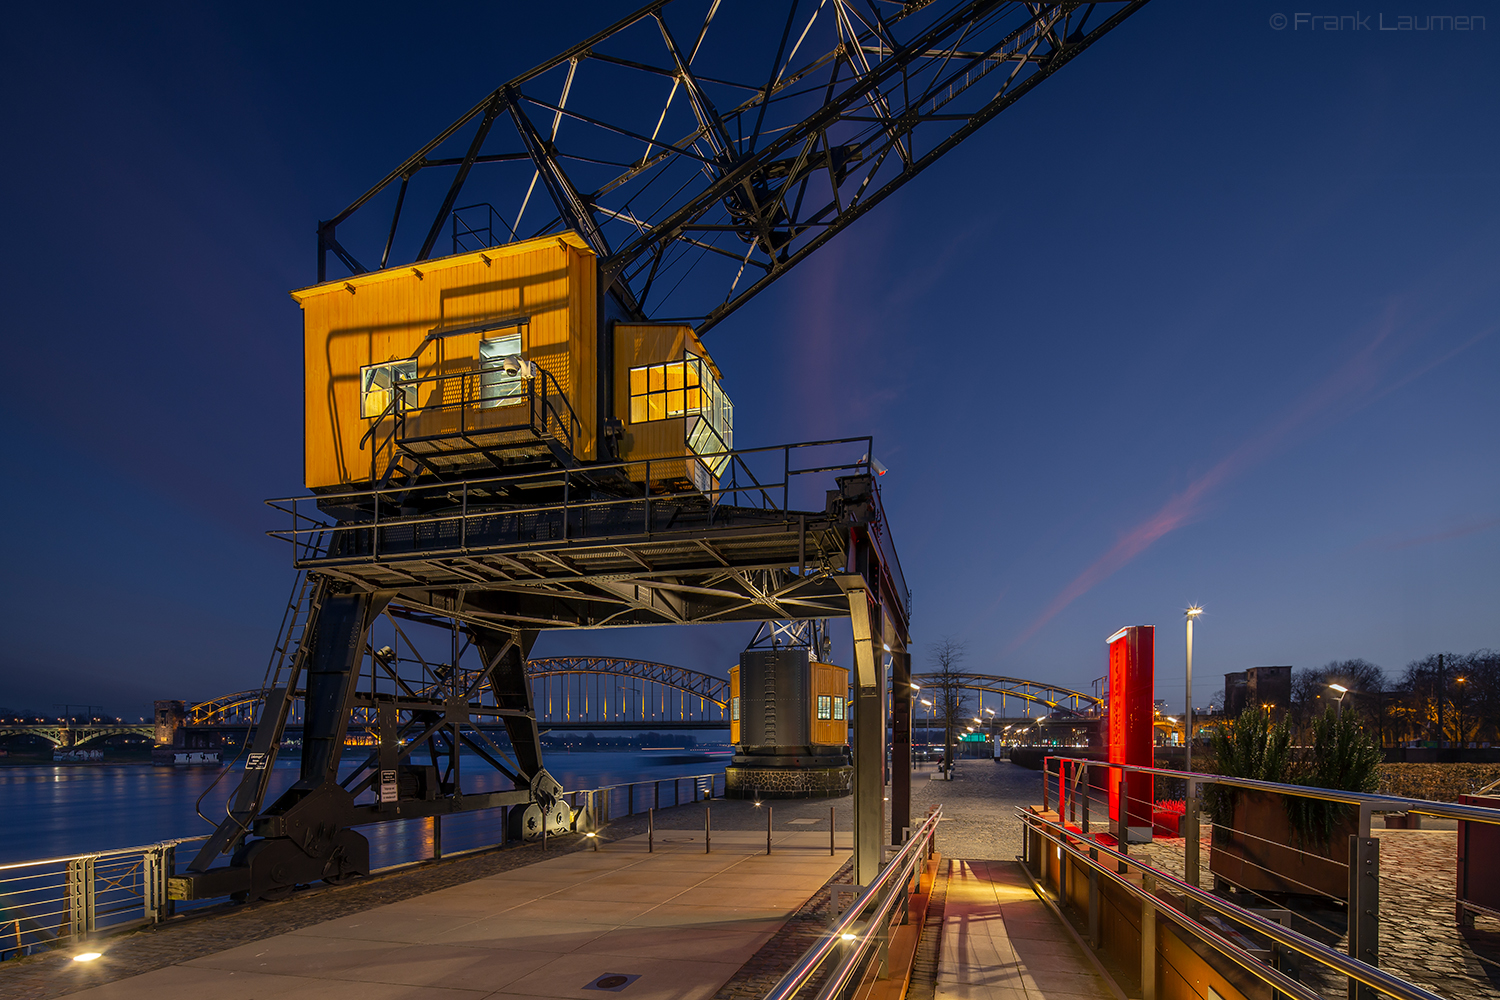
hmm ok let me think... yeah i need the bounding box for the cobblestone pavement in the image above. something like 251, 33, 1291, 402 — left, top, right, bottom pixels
1130, 823, 1500, 1000
908, 760, 1042, 863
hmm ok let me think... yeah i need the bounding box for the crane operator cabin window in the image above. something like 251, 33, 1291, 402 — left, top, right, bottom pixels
627, 352, 734, 472
479, 331, 526, 407
360, 360, 418, 418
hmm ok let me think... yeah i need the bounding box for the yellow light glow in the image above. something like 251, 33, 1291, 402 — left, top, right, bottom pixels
841, 933, 857, 942
73, 952, 102, 963
1185, 606, 1204, 618
1328, 683, 1348, 694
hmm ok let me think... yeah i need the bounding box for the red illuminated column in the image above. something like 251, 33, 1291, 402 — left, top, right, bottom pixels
1107, 625, 1155, 835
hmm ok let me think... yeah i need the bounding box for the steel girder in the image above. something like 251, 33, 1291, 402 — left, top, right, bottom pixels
315, 0, 1151, 330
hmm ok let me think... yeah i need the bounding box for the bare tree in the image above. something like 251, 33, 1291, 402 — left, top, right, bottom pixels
929, 636, 969, 778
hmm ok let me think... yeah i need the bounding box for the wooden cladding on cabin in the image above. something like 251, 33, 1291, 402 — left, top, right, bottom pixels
293, 233, 597, 490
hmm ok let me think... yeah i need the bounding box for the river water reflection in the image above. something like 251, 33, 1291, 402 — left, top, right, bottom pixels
0, 750, 729, 867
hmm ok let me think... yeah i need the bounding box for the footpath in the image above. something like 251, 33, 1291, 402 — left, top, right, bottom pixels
3, 760, 1123, 1000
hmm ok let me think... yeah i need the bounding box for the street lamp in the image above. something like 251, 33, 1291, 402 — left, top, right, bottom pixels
1185, 606, 1203, 774
920, 698, 933, 764
1456, 676, 1468, 746
1327, 683, 1348, 721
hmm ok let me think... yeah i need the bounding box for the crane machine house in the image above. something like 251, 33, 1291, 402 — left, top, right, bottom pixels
296, 232, 732, 496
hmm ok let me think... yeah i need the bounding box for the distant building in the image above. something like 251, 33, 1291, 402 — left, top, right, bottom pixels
1222, 666, 1292, 721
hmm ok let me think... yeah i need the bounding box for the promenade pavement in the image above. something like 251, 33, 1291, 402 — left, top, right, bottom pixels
55, 830, 851, 1000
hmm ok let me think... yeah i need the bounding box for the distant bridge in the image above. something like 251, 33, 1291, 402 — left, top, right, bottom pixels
2, 663, 1092, 747
912, 672, 1102, 717
0, 722, 153, 748
180, 656, 731, 735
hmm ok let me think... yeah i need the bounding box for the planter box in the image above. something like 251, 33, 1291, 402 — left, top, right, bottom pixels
1209, 790, 1355, 899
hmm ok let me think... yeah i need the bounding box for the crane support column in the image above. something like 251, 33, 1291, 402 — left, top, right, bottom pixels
890, 645, 912, 845
844, 580, 885, 887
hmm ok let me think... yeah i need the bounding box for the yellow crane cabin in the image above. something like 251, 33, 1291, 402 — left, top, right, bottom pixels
291, 232, 734, 495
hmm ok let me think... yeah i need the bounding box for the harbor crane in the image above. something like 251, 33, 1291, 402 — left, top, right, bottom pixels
179, 0, 1150, 902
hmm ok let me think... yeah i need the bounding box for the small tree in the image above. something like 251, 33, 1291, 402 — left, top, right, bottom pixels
928, 636, 969, 777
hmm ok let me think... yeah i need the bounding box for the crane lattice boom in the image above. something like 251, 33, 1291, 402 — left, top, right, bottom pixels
319, 0, 1149, 333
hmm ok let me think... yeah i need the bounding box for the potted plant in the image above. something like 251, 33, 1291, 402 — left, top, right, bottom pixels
1207, 707, 1380, 899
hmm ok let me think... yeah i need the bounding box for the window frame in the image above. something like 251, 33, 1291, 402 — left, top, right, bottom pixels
816, 695, 832, 720
360, 359, 418, 419
731, 696, 740, 722
478, 330, 526, 408
833, 696, 845, 721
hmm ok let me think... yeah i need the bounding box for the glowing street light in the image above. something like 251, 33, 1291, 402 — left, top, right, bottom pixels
1185, 606, 1203, 774
1327, 682, 1349, 720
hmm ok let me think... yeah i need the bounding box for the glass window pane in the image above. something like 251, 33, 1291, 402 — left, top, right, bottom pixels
629, 366, 648, 397
648, 365, 665, 392
667, 388, 685, 415
666, 363, 685, 392
647, 394, 666, 421
630, 396, 647, 423
685, 387, 701, 412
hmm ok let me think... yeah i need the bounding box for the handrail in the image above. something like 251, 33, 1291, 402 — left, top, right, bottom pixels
0, 836, 209, 875
1021, 809, 1445, 1000
1043, 755, 1500, 826
273, 435, 876, 513
762, 806, 942, 1000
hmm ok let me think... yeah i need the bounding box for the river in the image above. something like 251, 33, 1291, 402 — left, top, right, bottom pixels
0, 750, 731, 867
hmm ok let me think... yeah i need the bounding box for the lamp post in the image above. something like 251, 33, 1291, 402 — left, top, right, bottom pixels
920, 698, 933, 766
1328, 683, 1348, 721
1184, 606, 1203, 774
1456, 676, 1468, 747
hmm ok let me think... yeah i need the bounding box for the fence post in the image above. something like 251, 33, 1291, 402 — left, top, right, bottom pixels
648, 808, 654, 853
1088, 846, 1101, 948
705, 805, 711, 853
1347, 835, 1380, 1000
830, 806, 836, 856
1116, 772, 1129, 872
1081, 763, 1090, 834
1141, 872, 1157, 1000
628, 783, 634, 817
655, 780, 660, 811
1184, 777, 1199, 888
66, 856, 96, 940
143, 846, 171, 924
767, 806, 773, 855
433, 815, 443, 859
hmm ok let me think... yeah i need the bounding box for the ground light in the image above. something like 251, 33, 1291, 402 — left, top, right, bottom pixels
841, 933, 856, 942
73, 952, 102, 962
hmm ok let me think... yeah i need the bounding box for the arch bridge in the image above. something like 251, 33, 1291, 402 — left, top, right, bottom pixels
0, 723, 153, 748
911, 672, 1102, 718
184, 656, 730, 732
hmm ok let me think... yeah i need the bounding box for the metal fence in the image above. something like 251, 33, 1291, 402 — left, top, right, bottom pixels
759, 807, 942, 1000
1036, 755, 1500, 1000
0, 837, 204, 962
0, 768, 727, 963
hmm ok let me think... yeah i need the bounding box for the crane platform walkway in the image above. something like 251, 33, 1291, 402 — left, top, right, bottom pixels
51, 831, 851, 1000
931, 860, 1112, 1000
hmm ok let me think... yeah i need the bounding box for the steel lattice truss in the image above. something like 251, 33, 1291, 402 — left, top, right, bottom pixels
528, 656, 729, 708
319, 0, 1149, 331
913, 670, 1101, 714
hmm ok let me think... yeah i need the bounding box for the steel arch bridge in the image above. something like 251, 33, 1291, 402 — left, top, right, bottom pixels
911, 672, 1102, 717
184, 657, 730, 731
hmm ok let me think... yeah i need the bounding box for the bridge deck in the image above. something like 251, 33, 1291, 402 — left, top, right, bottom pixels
53, 830, 850, 1000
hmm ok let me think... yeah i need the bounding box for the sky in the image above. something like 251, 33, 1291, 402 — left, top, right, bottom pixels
1, 2, 1496, 719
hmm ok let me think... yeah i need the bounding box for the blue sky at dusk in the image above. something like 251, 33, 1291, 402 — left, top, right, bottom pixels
1, 3, 1495, 718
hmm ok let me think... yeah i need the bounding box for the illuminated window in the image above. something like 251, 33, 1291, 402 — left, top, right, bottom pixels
626, 352, 734, 474
833, 697, 845, 721
479, 331, 525, 407
817, 696, 832, 720
360, 360, 417, 418
732, 696, 740, 722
